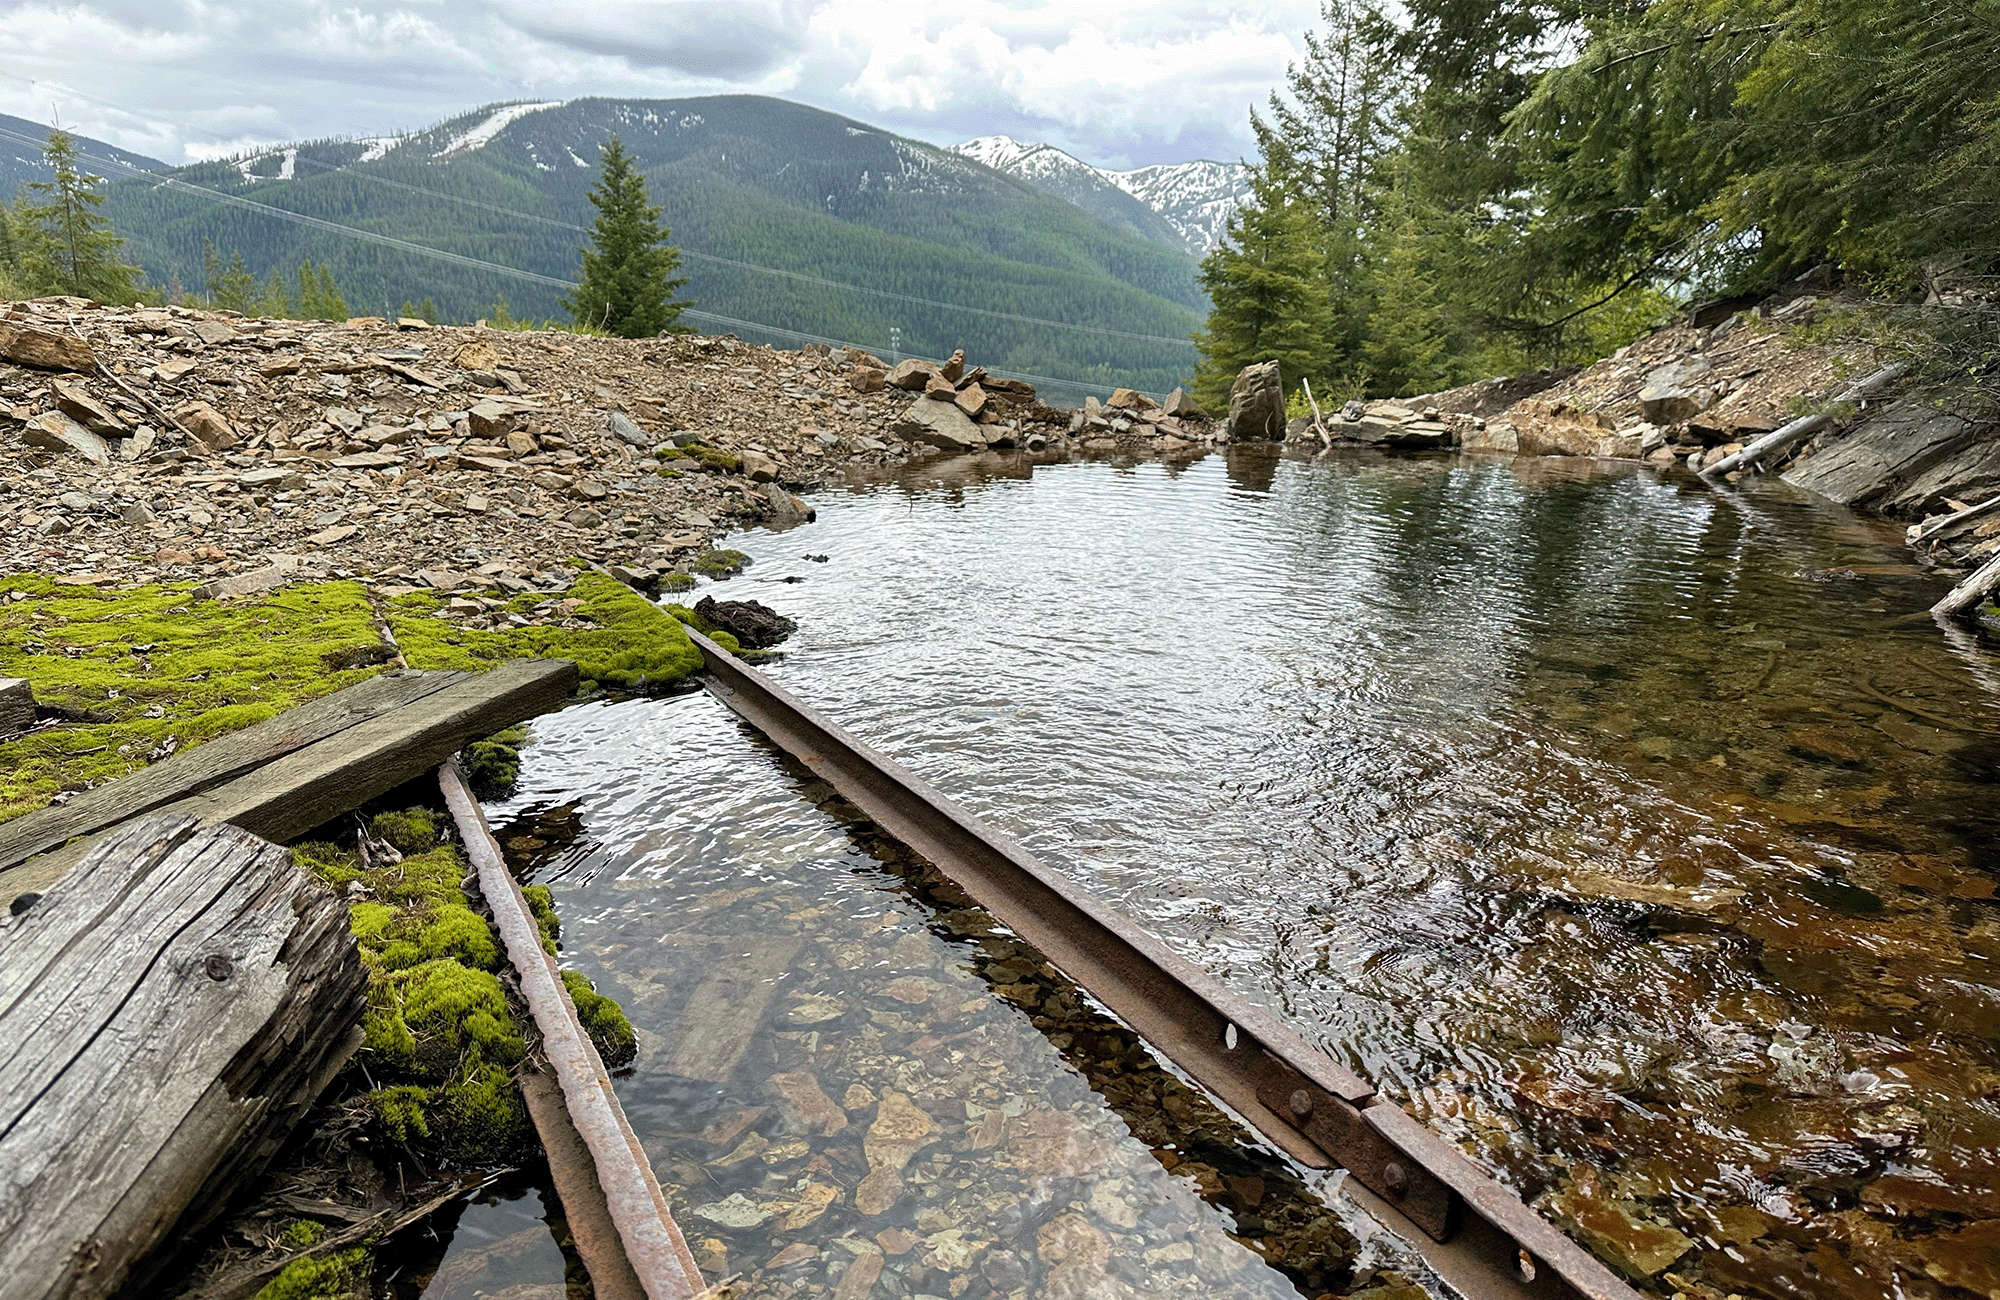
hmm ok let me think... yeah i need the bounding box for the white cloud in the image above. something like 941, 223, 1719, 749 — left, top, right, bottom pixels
0, 1, 1317, 168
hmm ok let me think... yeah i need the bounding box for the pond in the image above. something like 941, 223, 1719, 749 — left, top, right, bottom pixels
468, 446, 2000, 1300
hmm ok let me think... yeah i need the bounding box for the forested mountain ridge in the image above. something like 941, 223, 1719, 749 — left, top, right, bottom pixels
952, 135, 1249, 256
0, 113, 165, 196
89, 95, 1206, 397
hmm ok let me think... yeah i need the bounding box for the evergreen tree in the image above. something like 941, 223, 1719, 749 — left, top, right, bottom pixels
315, 264, 348, 320
561, 136, 691, 338
490, 294, 518, 328
298, 261, 325, 319
417, 296, 438, 324
255, 269, 293, 318
202, 242, 257, 313
1191, 170, 1336, 410
13, 129, 142, 301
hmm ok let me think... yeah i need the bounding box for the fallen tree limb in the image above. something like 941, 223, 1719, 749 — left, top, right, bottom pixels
1933, 549, 2000, 621
1909, 493, 2000, 547
1700, 362, 1908, 479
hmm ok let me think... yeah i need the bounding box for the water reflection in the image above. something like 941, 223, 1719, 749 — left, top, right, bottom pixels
663, 447, 1999, 1298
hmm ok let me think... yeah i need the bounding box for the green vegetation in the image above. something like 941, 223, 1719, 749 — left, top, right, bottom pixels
252, 1244, 367, 1300
2, 129, 145, 302
562, 135, 691, 338
0, 577, 383, 823
93, 96, 1205, 395
0, 571, 703, 825
299, 823, 531, 1165
692, 548, 751, 578
563, 968, 638, 1068
1198, 0, 1997, 404
382, 572, 705, 690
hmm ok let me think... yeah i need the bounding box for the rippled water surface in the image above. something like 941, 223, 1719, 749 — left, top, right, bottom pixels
494, 448, 2000, 1300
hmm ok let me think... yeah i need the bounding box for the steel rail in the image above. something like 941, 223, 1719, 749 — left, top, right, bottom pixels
687, 628, 1639, 1300
440, 759, 706, 1300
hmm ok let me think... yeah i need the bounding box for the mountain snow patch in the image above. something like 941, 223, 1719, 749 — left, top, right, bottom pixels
357, 137, 402, 163
434, 102, 567, 158
952, 134, 1249, 253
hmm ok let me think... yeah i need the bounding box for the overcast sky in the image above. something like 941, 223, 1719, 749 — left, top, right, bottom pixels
0, 1, 1324, 170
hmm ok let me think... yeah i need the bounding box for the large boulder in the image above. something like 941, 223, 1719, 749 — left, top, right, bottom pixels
892, 398, 986, 452
1636, 356, 1716, 425
1224, 361, 1285, 442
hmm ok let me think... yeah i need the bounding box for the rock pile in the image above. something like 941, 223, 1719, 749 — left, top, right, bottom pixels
1451, 312, 1864, 466
0, 298, 1091, 607
1067, 385, 1208, 454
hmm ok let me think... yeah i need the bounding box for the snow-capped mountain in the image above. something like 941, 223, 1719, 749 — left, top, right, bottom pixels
953, 135, 1248, 256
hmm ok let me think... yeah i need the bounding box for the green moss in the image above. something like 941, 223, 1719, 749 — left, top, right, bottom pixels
563, 969, 638, 1068
370, 1085, 432, 1143
653, 467, 682, 479
253, 1249, 367, 1300
370, 808, 437, 855
523, 884, 560, 955
693, 548, 751, 577
277, 1220, 327, 1251
385, 573, 703, 692
656, 571, 696, 593
348, 902, 395, 942
663, 604, 743, 655
301, 840, 530, 1164
0, 577, 383, 824
464, 738, 522, 800
679, 443, 741, 474
437, 1059, 530, 1162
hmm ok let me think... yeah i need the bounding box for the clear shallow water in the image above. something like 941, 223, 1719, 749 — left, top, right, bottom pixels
492, 447, 1999, 1299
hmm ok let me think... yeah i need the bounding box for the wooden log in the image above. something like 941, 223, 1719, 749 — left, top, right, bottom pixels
1909, 493, 2000, 548
1700, 362, 1907, 479
1933, 549, 2000, 620
0, 669, 469, 874
0, 815, 366, 1300
5, 658, 577, 896
0, 677, 32, 741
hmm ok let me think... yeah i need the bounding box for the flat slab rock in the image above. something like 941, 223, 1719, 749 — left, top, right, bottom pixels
1784, 396, 2000, 515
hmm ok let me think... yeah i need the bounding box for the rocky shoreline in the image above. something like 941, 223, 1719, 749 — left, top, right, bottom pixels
0, 297, 1222, 618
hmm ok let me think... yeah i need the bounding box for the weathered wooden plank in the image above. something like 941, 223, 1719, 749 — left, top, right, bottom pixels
0, 668, 469, 874
0, 815, 366, 1300
663, 935, 804, 1083
0, 678, 31, 741
4, 658, 578, 895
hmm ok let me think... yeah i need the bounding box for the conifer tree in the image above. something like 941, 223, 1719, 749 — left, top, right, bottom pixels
562, 136, 690, 338
255, 269, 293, 318
315, 264, 347, 320
14, 129, 141, 301
202, 242, 257, 313
298, 261, 325, 319
1191, 172, 1336, 410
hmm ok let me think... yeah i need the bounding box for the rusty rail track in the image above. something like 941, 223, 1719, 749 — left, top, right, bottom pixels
688, 628, 1639, 1300
440, 759, 707, 1300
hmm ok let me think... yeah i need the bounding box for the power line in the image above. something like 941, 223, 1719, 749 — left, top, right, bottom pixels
0, 71, 1200, 350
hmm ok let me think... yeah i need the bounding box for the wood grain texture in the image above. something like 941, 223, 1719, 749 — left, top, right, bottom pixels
0, 815, 366, 1300
0, 669, 468, 874
4, 658, 577, 895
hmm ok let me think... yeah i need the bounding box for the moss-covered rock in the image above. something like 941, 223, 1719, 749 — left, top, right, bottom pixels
693, 548, 751, 578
